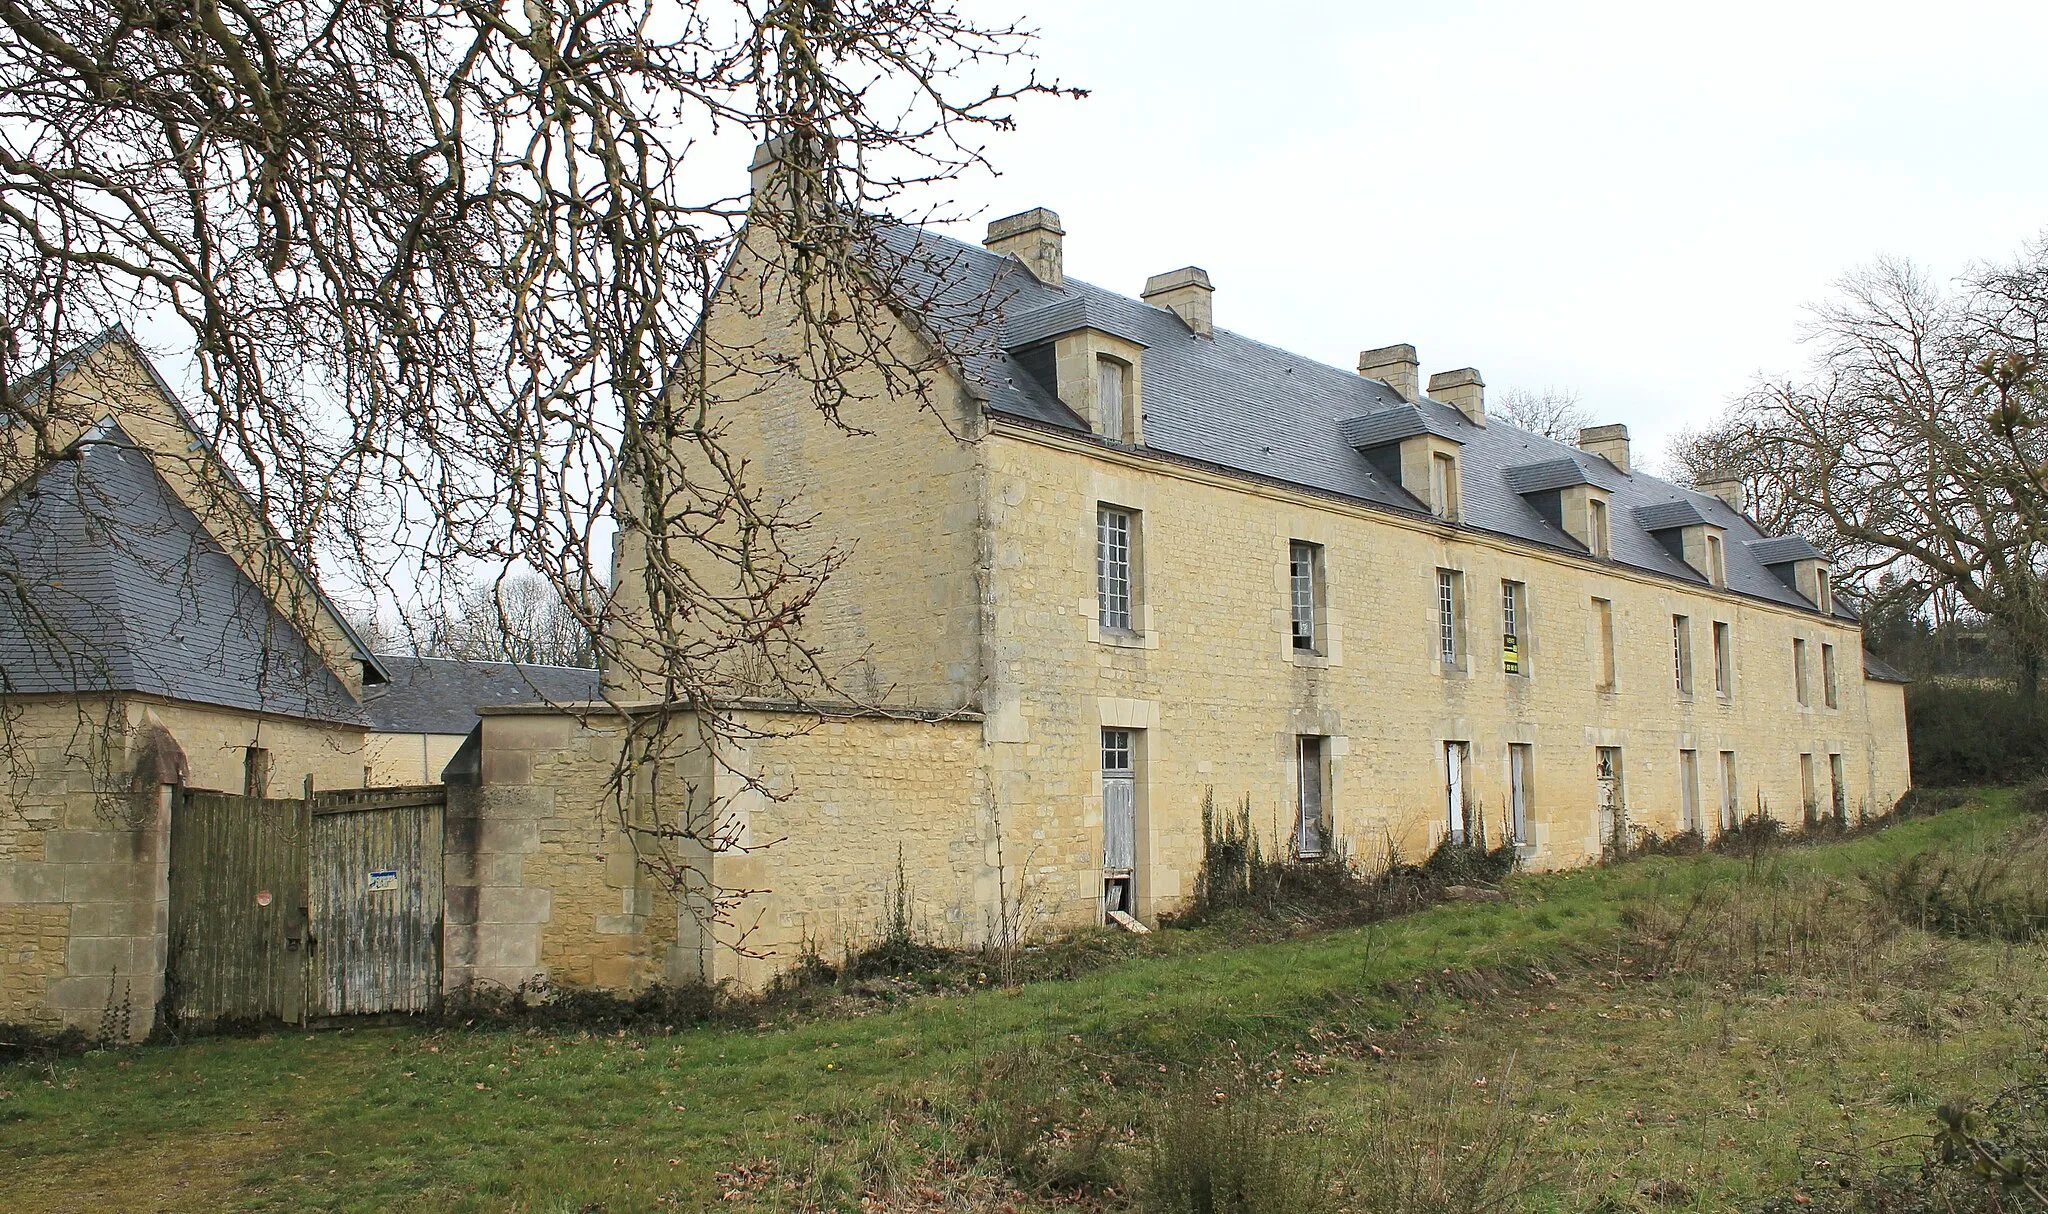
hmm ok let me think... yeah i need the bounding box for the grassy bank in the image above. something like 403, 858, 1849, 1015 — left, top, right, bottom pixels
1, 793, 2041, 1212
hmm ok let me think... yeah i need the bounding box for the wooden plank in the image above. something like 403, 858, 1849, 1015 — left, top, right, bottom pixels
310, 800, 444, 1016
166, 792, 308, 1026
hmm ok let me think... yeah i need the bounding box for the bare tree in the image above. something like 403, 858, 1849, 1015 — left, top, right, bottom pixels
0, 0, 1077, 920
430, 574, 598, 669
1492, 386, 1592, 442
1693, 245, 2048, 691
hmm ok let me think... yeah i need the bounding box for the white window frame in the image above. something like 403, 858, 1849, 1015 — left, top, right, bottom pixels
1430, 452, 1460, 521
1678, 748, 1700, 833
1289, 541, 1320, 653
1437, 569, 1462, 669
1713, 620, 1731, 697
1507, 743, 1532, 842
1501, 579, 1527, 676
1096, 506, 1134, 632
1102, 728, 1136, 875
1718, 750, 1739, 831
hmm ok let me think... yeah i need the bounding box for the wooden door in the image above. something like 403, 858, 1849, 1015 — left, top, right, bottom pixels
1508, 744, 1530, 841
1297, 737, 1326, 857
166, 790, 310, 1026
1597, 747, 1625, 848
1679, 750, 1700, 834
309, 785, 445, 1017
1444, 742, 1467, 844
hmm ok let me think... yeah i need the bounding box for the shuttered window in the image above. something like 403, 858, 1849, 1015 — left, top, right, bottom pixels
1098, 358, 1126, 440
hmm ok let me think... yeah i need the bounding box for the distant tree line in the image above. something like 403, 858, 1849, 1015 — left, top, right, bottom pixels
352, 574, 598, 670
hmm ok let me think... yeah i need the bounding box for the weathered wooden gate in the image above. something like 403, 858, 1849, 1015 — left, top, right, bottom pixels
166, 783, 445, 1026
166, 791, 312, 1025
308, 785, 445, 1016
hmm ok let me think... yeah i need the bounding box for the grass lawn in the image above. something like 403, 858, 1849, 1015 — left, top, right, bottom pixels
2, 792, 2042, 1212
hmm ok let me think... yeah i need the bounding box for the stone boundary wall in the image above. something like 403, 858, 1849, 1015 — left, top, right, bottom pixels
454, 704, 987, 996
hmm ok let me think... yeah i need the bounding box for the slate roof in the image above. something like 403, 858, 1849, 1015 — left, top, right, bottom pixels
874, 222, 1852, 619
9, 328, 387, 685
1862, 651, 1912, 684
1337, 404, 1466, 450
1749, 535, 1825, 566
1634, 499, 1713, 532
1502, 458, 1599, 495
362, 655, 602, 735
0, 424, 366, 722
1002, 296, 1151, 350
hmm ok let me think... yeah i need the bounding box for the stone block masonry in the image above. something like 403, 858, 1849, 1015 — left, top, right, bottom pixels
452, 703, 987, 997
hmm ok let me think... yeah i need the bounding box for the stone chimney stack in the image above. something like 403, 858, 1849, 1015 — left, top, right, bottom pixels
748, 134, 832, 204
1141, 267, 1215, 338
1697, 473, 1745, 514
984, 208, 1064, 288
1428, 368, 1486, 427
1579, 423, 1632, 475
1359, 344, 1421, 403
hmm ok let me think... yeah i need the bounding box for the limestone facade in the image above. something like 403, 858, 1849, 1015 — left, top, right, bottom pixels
597, 197, 1914, 986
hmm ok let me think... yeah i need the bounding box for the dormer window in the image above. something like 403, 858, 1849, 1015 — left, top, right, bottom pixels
1706, 533, 1726, 586
1815, 567, 1832, 614
1588, 498, 1611, 559
1097, 356, 1129, 441
1338, 405, 1466, 523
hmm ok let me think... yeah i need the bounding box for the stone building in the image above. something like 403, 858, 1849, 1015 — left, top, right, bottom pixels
0, 160, 1919, 1029
583, 149, 1911, 989
0, 331, 385, 1032
0, 333, 602, 1035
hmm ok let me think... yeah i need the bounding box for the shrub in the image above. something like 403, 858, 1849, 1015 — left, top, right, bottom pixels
438, 976, 716, 1032
0, 1022, 93, 1067
1756, 1080, 2048, 1213
1906, 682, 2048, 787
1177, 789, 1509, 933
1137, 1085, 1333, 1214
1893, 787, 1971, 819
1866, 850, 2048, 944
1712, 809, 1785, 861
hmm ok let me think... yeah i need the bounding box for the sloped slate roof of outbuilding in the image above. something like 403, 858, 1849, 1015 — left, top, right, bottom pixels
0, 424, 366, 722
876, 222, 1851, 619
362, 655, 602, 735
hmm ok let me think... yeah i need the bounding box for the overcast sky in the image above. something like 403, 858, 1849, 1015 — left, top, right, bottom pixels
916, 0, 2048, 473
